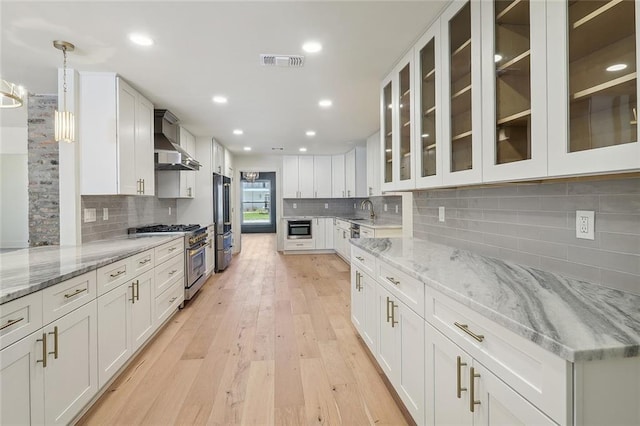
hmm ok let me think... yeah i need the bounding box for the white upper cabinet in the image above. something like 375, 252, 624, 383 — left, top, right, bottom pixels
481, 0, 548, 182
298, 156, 315, 197
366, 131, 381, 196
414, 19, 444, 189
547, 0, 639, 176
79, 73, 155, 196
224, 147, 233, 178
441, 0, 483, 186
332, 154, 346, 198
282, 155, 300, 198
345, 146, 367, 197
283, 155, 334, 198
313, 155, 333, 198
157, 126, 196, 199
212, 139, 224, 176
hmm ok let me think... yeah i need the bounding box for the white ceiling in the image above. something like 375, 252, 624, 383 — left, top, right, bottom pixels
1, 0, 447, 155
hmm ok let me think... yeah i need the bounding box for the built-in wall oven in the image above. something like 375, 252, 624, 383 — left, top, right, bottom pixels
287, 219, 312, 239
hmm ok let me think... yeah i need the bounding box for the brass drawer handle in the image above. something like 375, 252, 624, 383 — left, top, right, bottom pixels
48, 326, 59, 359
0, 317, 25, 331
169, 296, 178, 303
386, 276, 400, 286
456, 356, 467, 398
470, 367, 481, 412
454, 322, 485, 342
168, 269, 178, 276
390, 301, 398, 328
135, 280, 140, 301
138, 258, 151, 265
130, 282, 136, 304
110, 270, 126, 278
64, 288, 87, 299
37, 333, 47, 368
168, 247, 177, 252
356, 256, 365, 262
386, 296, 391, 323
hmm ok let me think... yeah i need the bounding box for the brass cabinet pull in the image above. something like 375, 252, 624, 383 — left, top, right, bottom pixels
386, 276, 400, 286
135, 280, 140, 301
469, 367, 481, 412
356, 256, 365, 262
130, 282, 136, 304
169, 296, 178, 303
138, 258, 151, 265
454, 322, 485, 342
48, 326, 59, 359
64, 288, 87, 299
110, 270, 126, 278
188, 187, 192, 197
0, 317, 24, 331
168, 247, 177, 252
456, 356, 467, 398
390, 301, 398, 328
168, 269, 178, 276
386, 296, 391, 323
37, 333, 47, 368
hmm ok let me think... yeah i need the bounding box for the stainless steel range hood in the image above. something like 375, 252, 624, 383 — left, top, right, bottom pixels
154, 109, 201, 171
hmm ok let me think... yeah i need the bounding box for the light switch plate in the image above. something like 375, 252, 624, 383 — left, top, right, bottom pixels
395, 205, 399, 213
324, 203, 329, 209
439, 206, 445, 222
84, 208, 96, 223
293, 203, 297, 209
384, 204, 388, 212
576, 210, 595, 240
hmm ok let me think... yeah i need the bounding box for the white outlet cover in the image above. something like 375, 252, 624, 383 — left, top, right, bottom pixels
439, 206, 445, 222
168, 207, 172, 215
293, 203, 297, 209
103, 208, 109, 221
384, 204, 388, 212
395, 205, 399, 213
324, 203, 328, 209
84, 208, 96, 223
576, 210, 595, 240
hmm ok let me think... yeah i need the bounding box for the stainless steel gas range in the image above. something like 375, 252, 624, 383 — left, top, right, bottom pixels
128, 224, 207, 301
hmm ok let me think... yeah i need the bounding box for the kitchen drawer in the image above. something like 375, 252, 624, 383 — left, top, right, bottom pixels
154, 255, 184, 295
155, 239, 184, 265
130, 249, 154, 276
426, 288, 570, 423
97, 257, 132, 296
377, 261, 425, 319
360, 226, 375, 238
0, 292, 43, 350
284, 239, 315, 250
335, 219, 351, 231
351, 245, 376, 276
42, 271, 97, 325
155, 277, 183, 325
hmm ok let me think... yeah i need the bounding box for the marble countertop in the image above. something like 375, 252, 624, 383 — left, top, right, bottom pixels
351, 238, 640, 362
282, 216, 402, 229
0, 235, 183, 305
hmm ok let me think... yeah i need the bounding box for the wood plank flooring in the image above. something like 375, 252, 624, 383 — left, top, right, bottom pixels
78, 234, 410, 425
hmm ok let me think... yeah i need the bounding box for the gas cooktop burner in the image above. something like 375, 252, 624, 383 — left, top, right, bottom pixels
130, 224, 201, 233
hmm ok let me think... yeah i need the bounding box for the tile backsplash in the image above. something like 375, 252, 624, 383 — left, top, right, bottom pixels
283, 195, 402, 223
413, 176, 640, 295
81, 194, 177, 243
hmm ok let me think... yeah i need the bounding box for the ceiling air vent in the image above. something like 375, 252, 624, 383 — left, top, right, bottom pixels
260, 54, 305, 68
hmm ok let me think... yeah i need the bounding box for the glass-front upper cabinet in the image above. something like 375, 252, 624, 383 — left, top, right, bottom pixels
381, 79, 393, 187
414, 19, 443, 188
548, 0, 639, 176
481, 0, 548, 182
441, 0, 482, 186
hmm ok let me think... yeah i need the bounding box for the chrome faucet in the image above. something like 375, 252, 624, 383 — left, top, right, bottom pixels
360, 199, 375, 219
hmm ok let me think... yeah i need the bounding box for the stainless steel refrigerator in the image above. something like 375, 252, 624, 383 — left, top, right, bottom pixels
213, 173, 232, 271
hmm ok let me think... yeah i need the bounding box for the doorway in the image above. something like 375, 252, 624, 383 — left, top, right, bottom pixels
240, 171, 276, 234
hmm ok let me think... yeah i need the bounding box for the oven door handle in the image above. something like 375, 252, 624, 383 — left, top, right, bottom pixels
188, 246, 206, 256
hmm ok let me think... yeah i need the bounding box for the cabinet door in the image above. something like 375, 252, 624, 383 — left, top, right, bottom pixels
351, 268, 365, 334
136, 94, 155, 196
381, 74, 395, 192
130, 270, 155, 352
282, 155, 299, 198
366, 131, 381, 196
331, 154, 346, 197
116, 78, 138, 195
441, 0, 483, 186
473, 362, 556, 426
212, 141, 223, 175
360, 270, 377, 350
0, 331, 45, 425
185, 131, 196, 197
97, 282, 131, 387
396, 51, 415, 190
345, 149, 356, 197
323, 218, 334, 249
414, 20, 444, 189
396, 301, 425, 425
314, 218, 326, 249
376, 284, 398, 381
481, 0, 548, 182
425, 323, 472, 426
43, 300, 98, 425
313, 155, 332, 198
298, 156, 315, 198
547, 0, 639, 176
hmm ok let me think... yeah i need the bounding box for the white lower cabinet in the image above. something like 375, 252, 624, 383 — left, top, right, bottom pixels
0, 299, 98, 425
313, 218, 334, 250
351, 267, 377, 349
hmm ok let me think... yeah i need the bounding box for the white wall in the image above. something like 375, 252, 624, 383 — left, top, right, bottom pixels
176, 136, 214, 226
0, 104, 29, 248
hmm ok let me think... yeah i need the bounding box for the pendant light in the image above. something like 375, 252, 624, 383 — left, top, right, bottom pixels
242, 171, 259, 182
0, 79, 25, 108
53, 40, 75, 143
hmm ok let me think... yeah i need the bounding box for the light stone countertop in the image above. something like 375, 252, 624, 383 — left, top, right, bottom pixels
351, 237, 640, 362
282, 216, 402, 230
0, 235, 183, 305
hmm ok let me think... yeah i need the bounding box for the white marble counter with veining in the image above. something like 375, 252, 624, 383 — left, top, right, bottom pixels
351, 237, 640, 362
0, 235, 183, 305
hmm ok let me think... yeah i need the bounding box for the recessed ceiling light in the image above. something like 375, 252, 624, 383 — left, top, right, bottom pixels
302, 41, 322, 53
305, 130, 316, 137
299, 147, 307, 152
606, 63, 627, 72
212, 95, 228, 104
494, 54, 502, 63
318, 99, 332, 108
233, 129, 243, 135
385, 148, 392, 153
243, 146, 251, 151
129, 33, 154, 46
421, 133, 429, 138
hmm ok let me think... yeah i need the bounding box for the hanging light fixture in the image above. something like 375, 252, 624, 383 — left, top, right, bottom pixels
0, 79, 25, 108
53, 40, 75, 143
242, 171, 259, 182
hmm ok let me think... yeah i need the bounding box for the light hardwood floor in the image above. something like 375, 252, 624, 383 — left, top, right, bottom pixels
78, 233, 411, 425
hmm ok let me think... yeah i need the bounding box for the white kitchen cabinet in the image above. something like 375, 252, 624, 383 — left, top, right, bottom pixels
157, 126, 197, 198
345, 146, 367, 197
366, 131, 381, 196
334, 219, 351, 261
547, 0, 639, 177
360, 225, 402, 239
480, 0, 548, 183
130, 269, 154, 351
351, 266, 377, 350
224, 146, 233, 178
323, 218, 334, 249
212, 139, 224, 176
0, 291, 43, 350
282, 156, 325, 198
313, 156, 332, 198
331, 154, 346, 198
312, 217, 334, 250
79, 73, 154, 196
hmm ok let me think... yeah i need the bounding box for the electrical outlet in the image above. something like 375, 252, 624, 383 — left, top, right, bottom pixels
84, 208, 96, 223
168, 207, 172, 215
395, 205, 399, 213
293, 203, 297, 209
353, 203, 356, 209
576, 210, 595, 240
439, 206, 445, 222
384, 204, 388, 212
324, 203, 329, 209
103, 208, 109, 221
